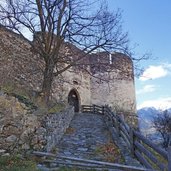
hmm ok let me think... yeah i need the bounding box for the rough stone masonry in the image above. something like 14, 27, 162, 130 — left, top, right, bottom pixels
0, 91, 75, 154
0, 24, 137, 126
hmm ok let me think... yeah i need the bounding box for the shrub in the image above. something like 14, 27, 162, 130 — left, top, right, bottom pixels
0, 155, 39, 171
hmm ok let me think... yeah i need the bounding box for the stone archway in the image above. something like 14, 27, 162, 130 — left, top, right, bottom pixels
68, 89, 80, 112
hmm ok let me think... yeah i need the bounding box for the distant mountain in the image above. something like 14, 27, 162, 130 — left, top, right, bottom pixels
137, 107, 171, 143
167, 108, 171, 113
138, 107, 158, 137
138, 107, 160, 121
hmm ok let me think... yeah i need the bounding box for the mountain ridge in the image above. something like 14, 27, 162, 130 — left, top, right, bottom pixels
137, 107, 171, 143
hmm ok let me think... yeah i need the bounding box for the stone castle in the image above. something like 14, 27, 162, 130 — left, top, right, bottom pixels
0, 25, 137, 125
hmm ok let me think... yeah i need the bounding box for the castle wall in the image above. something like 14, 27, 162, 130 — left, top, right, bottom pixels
52, 68, 91, 107
0, 25, 43, 92
90, 54, 137, 126
0, 25, 137, 125
91, 78, 136, 113
0, 26, 91, 109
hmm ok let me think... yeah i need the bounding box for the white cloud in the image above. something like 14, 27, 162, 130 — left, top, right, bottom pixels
136, 85, 157, 95
138, 97, 171, 110
139, 65, 168, 81
163, 63, 171, 71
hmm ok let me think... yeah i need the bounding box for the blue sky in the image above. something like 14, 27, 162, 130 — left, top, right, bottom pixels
107, 0, 171, 109
2, 0, 170, 109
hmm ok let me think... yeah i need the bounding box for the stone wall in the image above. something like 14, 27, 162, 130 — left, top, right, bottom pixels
0, 25, 43, 92
0, 25, 91, 110
90, 54, 137, 126
45, 106, 74, 152
52, 69, 91, 107
0, 92, 75, 155
0, 92, 40, 154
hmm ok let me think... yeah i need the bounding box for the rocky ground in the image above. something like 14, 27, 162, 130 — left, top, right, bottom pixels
56, 113, 123, 163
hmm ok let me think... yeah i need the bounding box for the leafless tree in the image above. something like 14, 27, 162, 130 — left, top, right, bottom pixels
153, 110, 171, 148
0, 0, 143, 102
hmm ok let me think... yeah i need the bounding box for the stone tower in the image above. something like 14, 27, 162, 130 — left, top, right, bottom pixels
90, 52, 137, 126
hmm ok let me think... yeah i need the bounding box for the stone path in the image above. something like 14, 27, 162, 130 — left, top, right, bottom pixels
54, 112, 143, 170
38, 112, 143, 170
56, 112, 122, 162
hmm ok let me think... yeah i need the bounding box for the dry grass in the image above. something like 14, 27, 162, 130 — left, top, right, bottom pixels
65, 127, 75, 134
95, 142, 124, 163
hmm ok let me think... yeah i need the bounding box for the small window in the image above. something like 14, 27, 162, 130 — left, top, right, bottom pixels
73, 80, 78, 85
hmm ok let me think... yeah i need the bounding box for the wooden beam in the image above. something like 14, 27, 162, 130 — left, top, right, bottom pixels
168, 146, 171, 171
134, 131, 167, 159
134, 140, 166, 170
135, 150, 153, 170
33, 151, 152, 171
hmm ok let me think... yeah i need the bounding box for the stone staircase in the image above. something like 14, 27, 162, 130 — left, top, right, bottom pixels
56, 112, 117, 161
35, 112, 148, 170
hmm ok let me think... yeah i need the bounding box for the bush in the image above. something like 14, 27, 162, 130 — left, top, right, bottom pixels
153, 110, 171, 148
0, 155, 39, 171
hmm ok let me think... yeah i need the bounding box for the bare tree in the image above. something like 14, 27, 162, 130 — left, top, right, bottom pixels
153, 110, 171, 148
0, 0, 138, 102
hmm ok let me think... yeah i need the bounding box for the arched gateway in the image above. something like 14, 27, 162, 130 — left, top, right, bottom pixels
68, 89, 80, 112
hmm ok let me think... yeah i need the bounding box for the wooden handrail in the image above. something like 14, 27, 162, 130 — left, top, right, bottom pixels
133, 130, 167, 159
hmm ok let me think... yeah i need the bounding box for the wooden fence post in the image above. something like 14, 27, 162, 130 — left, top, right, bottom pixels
115, 116, 120, 137
93, 104, 95, 114
81, 105, 83, 113
129, 128, 135, 157
102, 106, 105, 115
168, 146, 171, 171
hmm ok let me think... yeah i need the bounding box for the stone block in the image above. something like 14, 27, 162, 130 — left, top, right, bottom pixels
6, 135, 17, 143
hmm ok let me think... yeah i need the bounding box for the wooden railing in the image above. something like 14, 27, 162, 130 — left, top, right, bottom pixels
82, 104, 171, 171
33, 151, 153, 171
81, 104, 104, 114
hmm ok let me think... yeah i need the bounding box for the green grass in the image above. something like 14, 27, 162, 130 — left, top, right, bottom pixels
57, 167, 98, 171
58, 167, 96, 171
0, 155, 40, 171
0, 83, 66, 115
0, 83, 38, 110
48, 103, 65, 114
1, 83, 30, 99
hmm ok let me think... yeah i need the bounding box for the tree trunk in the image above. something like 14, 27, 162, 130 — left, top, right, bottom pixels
41, 60, 55, 104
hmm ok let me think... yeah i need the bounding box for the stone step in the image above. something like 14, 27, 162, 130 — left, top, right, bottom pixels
54, 112, 142, 168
